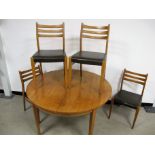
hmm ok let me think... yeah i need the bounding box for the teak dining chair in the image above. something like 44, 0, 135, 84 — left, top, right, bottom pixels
68, 23, 110, 89
19, 65, 43, 111
108, 69, 148, 129
31, 22, 67, 86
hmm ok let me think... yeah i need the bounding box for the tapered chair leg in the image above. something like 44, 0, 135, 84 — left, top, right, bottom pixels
80, 64, 82, 80
99, 60, 106, 92
39, 62, 43, 75
23, 97, 26, 111
131, 106, 140, 129
68, 57, 72, 88
31, 57, 36, 79
108, 97, 114, 119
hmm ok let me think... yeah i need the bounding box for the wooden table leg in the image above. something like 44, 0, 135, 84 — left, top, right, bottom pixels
32, 105, 41, 135
68, 57, 72, 88
88, 110, 96, 135
64, 56, 68, 88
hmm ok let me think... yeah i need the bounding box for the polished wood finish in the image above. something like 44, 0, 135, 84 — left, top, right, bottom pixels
108, 69, 148, 128
26, 70, 112, 134
68, 23, 110, 87
19, 65, 42, 111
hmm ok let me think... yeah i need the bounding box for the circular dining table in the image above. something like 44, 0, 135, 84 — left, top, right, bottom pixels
26, 69, 112, 135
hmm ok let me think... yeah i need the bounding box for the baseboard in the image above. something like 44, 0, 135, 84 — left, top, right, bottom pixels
0, 89, 154, 107
12, 91, 22, 96
0, 89, 22, 96
141, 103, 153, 107
0, 89, 4, 93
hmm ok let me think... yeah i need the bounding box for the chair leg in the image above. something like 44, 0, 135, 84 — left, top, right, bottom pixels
108, 97, 114, 119
23, 97, 26, 111
64, 57, 68, 88
80, 64, 82, 80
131, 106, 140, 129
100, 60, 106, 90
40, 62, 43, 74
31, 57, 36, 79
68, 57, 72, 88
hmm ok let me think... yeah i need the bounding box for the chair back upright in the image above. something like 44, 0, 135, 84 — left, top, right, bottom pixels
120, 69, 148, 97
80, 23, 110, 55
36, 22, 65, 52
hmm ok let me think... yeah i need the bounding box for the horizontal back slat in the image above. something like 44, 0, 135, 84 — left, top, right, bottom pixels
38, 29, 63, 33
82, 34, 108, 40
37, 24, 63, 28
20, 68, 32, 74
83, 24, 108, 30
38, 34, 63, 38
125, 70, 147, 77
23, 76, 33, 82
124, 78, 145, 85
124, 74, 146, 82
82, 29, 108, 35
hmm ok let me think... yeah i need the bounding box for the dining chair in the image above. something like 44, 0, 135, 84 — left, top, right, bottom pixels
68, 23, 110, 89
108, 69, 148, 129
31, 22, 67, 86
19, 65, 43, 111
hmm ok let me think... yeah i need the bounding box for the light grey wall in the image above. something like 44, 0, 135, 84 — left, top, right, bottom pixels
0, 19, 155, 104
0, 29, 12, 96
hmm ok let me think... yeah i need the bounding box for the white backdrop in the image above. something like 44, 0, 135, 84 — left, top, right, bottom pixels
0, 19, 155, 105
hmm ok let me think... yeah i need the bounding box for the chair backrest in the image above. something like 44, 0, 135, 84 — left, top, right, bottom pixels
120, 69, 148, 97
19, 65, 42, 93
80, 23, 110, 55
36, 22, 65, 52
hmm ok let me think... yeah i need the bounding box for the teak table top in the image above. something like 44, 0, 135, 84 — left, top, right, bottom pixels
26, 70, 112, 116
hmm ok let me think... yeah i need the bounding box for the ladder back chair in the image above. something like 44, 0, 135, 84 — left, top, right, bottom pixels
68, 23, 110, 89
19, 65, 43, 111
108, 69, 148, 129
31, 22, 67, 86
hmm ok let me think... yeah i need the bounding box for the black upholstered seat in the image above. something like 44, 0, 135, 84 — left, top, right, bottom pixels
114, 90, 142, 109
32, 50, 66, 63
72, 51, 106, 66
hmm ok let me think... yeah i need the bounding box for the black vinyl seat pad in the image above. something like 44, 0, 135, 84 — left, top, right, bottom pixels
71, 51, 106, 66
114, 90, 142, 109
32, 50, 66, 62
